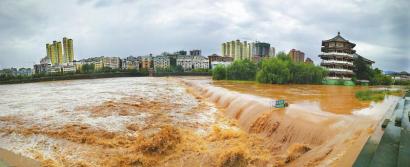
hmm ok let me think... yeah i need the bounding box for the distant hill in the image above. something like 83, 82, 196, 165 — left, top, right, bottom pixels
383, 70, 396, 75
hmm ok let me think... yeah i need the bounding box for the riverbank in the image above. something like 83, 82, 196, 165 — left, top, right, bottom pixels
0, 72, 210, 85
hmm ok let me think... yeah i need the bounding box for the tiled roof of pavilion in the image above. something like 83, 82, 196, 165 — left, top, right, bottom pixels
323, 32, 350, 42
353, 53, 375, 64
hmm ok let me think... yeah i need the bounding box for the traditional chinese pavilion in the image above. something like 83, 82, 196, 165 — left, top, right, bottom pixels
319, 32, 356, 85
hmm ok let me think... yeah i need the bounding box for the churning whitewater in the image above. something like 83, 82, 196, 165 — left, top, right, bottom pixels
0, 77, 400, 166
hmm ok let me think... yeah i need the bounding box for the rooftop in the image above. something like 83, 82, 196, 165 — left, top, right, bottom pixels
322, 32, 356, 47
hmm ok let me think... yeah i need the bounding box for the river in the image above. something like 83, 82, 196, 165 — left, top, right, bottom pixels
0, 77, 401, 166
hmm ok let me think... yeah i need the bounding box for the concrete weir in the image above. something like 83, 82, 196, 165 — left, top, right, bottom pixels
354, 91, 410, 167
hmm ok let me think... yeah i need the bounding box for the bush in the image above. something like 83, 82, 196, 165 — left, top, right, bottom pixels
256, 58, 290, 84
289, 63, 327, 84
354, 57, 393, 86
226, 59, 257, 81
256, 57, 326, 84
212, 65, 227, 80
394, 80, 410, 85
212, 52, 327, 84
355, 89, 402, 101
192, 68, 209, 73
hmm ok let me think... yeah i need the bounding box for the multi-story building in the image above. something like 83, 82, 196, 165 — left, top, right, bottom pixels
102, 57, 121, 69
269, 47, 276, 57
288, 49, 305, 63
34, 63, 50, 74
75, 57, 105, 72
252, 42, 271, 62
189, 50, 201, 56
46, 44, 56, 65
33, 56, 52, 74
319, 32, 356, 82
153, 56, 171, 71
73, 60, 83, 72
48, 66, 62, 74
63, 37, 74, 63
53, 41, 64, 65
62, 65, 76, 73
17, 68, 33, 75
122, 56, 139, 70
176, 55, 209, 71
46, 37, 74, 65
193, 56, 209, 69
47, 41, 61, 65
221, 40, 272, 62
174, 50, 187, 56
252, 42, 270, 57
221, 40, 252, 60
305, 58, 314, 65
139, 55, 153, 69
94, 60, 104, 71
208, 54, 234, 69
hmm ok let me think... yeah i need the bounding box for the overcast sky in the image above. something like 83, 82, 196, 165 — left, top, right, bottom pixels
0, 0, 409, 71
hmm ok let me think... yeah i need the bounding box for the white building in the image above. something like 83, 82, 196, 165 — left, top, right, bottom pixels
48, 66, 62, 74
153, 56, 171, 71
62, 65, 76, 73
102, 57, 121, 69
211, 62, 232, 69
122, 56, 139, 70
176, 55, 209, 71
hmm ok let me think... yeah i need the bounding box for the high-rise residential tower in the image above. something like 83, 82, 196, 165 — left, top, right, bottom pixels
288, 49, 305, 63
221, 40, 272, 62
63, 37, 69, 63
252, 42, 270, 57
46, 44, 57, 65
50, 41, 63, 65
56, 41, 63, 65
221, 40, 251, 60
269, 47, 276, 57
63, 37, 74, 63
68, 39, 74, 62
46, 37, 74, 65
189, 50, 201, 56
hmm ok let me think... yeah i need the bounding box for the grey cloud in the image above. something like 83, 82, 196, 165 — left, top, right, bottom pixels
77, 0, 138, 7
0, 0, 408, 72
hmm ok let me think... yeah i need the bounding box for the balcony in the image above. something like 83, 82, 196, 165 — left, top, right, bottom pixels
321, 60, 353, 66
327, 68, 354, 73
326, 76, 352, 80
320, 52, 353, 57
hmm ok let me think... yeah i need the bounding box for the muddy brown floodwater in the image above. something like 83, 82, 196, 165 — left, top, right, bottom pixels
211, 80, 373, 115
0, 77, 402, 166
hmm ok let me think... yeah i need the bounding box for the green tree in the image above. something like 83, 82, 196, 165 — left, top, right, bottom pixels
276, 51, 291, 61
353, 56, 373, 80
371, 68, 392, 85
212, 65, 226, 80
256, 58, 290, 84
226, 59, 257, 80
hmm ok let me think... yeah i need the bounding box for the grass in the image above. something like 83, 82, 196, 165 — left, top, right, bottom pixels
355, 89, 403, 101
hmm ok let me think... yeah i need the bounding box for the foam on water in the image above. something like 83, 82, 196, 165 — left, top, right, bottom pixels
181, 78, 401, 166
